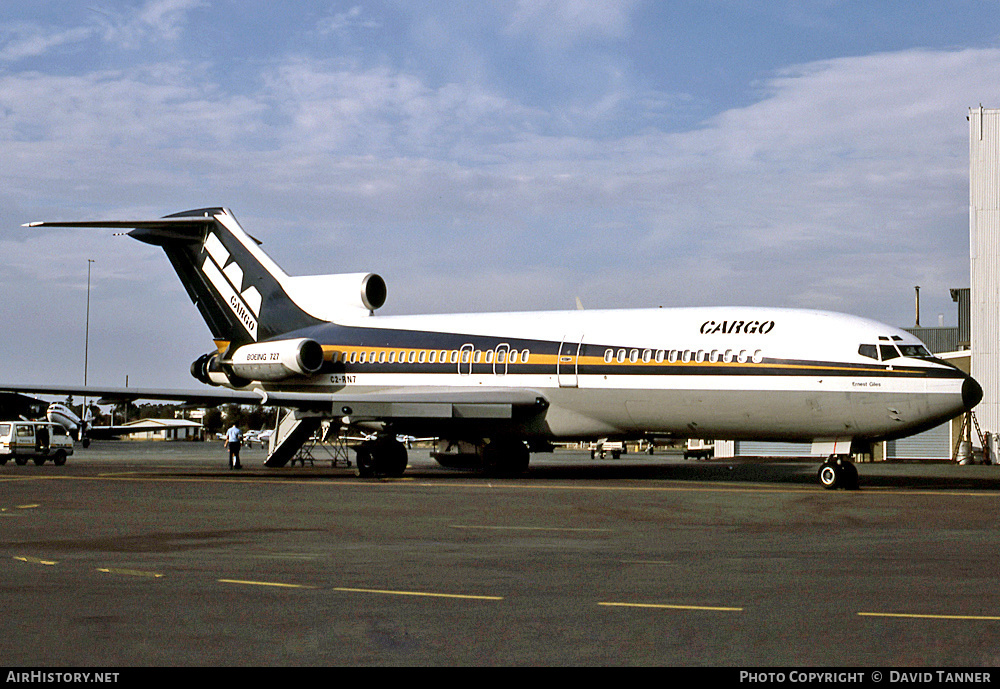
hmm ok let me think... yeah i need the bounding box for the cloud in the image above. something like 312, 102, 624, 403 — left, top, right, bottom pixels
0, 24, 93, 62
506, 0, 638, 46
96, 0, 205, 50
0, 33, 995, 384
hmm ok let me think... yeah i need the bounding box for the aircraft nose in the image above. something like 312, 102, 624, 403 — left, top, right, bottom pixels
963, 375, 984, 410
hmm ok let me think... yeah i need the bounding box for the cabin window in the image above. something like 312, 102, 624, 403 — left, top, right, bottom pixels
681, 350, 692, 363
752, 349, 763, 364
358, 351, 367, 364
629, 349, 639, 363
378, 351, 386, 364
668, 350, 678, 363
737, 349, 748, 363
642, 349, 652, 363
723, 349, 734, 363
898, 344, 931, 358
709, 350, 720, 363
655, 350, 665, 363
418, 351, 426, 363
450, 351, 460, 364
473, 350, 482, 364
879, 344, 899, 362
484, 350, 494, 364
616, 349, 626, 363
509, 350, 519, 364
604, 349, 614, 363
521, 349, 530, 363
388, 351, 397, 364
695, 350, 706, 363
858, 344, 878, 360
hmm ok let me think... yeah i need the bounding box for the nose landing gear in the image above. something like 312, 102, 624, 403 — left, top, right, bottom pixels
818, 456, 859, 490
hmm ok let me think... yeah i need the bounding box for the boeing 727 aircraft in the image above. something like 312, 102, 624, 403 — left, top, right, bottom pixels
10, 207, 982, 488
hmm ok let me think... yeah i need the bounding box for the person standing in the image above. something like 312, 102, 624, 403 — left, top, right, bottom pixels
225, 424, 243, 469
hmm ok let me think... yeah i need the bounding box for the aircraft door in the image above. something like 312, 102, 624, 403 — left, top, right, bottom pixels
494, 344, 510, 376
459, 343, 474, 376
557, 335, 583, 388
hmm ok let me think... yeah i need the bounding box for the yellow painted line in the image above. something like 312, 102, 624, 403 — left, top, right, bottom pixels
599, 601, 743, 612
13, 556, 57, 566
16, 504, 40, 509
97, 567, 164, 578
449, 525, 614, 533
334, 586, 503, 601
859, 611, 1000, 621
218, 578, 317, 589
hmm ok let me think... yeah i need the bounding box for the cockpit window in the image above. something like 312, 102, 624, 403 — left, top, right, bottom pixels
898, 344, 932, 358
879, 344, 900, 361
858, 344, 878, 360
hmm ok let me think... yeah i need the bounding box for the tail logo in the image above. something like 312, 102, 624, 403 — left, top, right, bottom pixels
202, 231, 262, 340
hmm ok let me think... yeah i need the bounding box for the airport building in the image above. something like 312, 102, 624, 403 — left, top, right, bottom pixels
117, 418, 203, 441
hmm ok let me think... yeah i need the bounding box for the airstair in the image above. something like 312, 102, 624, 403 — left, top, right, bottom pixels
264, 409, 323, 467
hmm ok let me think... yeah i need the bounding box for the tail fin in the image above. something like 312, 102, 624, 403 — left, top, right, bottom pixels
130, 208, 321, 345
27, 207, 387, 347
27, 208, 321, 346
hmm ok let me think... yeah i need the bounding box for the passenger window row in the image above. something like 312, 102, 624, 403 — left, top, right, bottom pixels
603, 348, 764, 365
331, 348, 532, 366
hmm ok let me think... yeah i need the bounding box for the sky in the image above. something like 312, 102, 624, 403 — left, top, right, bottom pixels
2, 0, 1000, 389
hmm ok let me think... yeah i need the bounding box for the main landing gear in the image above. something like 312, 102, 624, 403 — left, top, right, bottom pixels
355, 437, 408, 478
817, 456, 859, 491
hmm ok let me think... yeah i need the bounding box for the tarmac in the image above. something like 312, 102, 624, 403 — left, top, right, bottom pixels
3, 441, 1000, 667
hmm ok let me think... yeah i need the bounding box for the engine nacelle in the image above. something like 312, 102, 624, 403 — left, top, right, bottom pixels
283, 272, 387, 320
228, 338, 325, 381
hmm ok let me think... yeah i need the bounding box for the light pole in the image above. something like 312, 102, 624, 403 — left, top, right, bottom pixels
84, 259, 94, 386
83, 259, 94, 429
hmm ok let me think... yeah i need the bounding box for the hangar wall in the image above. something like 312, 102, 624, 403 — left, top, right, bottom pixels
969, 106, 1000, 439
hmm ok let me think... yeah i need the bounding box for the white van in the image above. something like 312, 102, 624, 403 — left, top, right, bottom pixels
0, 421, 74, 466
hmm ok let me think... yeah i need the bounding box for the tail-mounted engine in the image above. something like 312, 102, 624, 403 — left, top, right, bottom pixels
191, 337, 325, 386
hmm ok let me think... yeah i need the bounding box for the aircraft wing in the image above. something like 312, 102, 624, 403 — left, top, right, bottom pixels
0, 383, 264, 407
0, 384, 549, 422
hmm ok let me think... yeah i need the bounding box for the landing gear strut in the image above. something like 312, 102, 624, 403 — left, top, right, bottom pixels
355, 437, 408, 478
818, 456, 858, 490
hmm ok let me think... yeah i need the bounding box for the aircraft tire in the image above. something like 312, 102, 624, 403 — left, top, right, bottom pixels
374, 440, 408, 478
355, 446, 375, 478
818, 460, 840, 490
483, 439, 529, 477
818, 457, 858, 490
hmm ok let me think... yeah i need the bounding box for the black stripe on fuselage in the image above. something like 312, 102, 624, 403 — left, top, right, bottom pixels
273, 323, 965, 381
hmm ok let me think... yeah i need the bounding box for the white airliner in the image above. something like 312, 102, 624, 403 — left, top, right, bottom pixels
9, 207, 982, 489
43, 401, 171, 446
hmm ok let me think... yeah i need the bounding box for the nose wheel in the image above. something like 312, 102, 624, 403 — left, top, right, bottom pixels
818, 456, 858, 490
